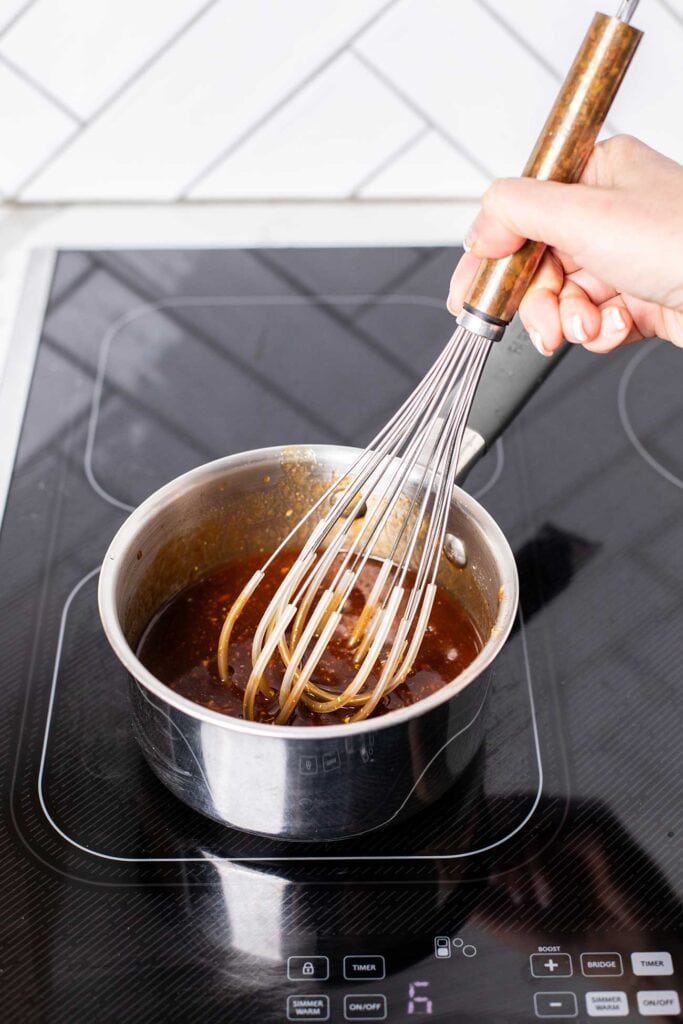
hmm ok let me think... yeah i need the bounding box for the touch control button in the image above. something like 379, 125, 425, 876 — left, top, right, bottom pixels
581, 953, 623, 977
343, 994, 387, 1020
631, 951, 674, 976
534, 992, 578, 1018
287, 995, 330, 1021
637, 991, 681, 1016
585, 991, 629, 1017
344, 956, 386, 981
530, 953, 573, 978
287, 956, 330, 982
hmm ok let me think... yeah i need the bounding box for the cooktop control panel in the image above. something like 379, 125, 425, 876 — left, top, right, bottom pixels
281, 940, 680, 1021
527, 946, 679, 1020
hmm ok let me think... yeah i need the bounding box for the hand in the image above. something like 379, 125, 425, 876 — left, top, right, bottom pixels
447, 135, 683, 354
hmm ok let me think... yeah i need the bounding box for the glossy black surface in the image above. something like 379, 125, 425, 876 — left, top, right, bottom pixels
0, 249, 680, 1023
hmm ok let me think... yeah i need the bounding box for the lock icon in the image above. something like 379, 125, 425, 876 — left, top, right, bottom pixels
287, 955, 329, 981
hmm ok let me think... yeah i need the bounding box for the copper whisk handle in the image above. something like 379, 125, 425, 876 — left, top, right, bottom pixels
463, 11, 643, 329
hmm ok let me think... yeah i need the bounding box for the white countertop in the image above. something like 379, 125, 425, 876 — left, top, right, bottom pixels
0, 199, 476, 388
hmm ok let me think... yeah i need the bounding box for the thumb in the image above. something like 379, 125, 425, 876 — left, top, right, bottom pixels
465, 177, 618, 260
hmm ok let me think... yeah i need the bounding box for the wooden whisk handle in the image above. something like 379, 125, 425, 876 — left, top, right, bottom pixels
463, 12, 643, 328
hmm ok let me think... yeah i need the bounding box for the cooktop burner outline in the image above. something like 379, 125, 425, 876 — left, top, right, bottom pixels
618, 339, 683, 491
38, 570, 544, 864
83, 293, 451, 514
0, 252, 570, 893
82, 291, 505, 514
470, 437, 504, 500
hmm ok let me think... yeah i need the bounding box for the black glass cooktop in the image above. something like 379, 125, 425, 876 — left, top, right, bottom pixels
0, 248, 680, 1023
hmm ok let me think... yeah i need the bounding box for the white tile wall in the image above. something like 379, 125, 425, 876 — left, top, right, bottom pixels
358, 129, 489, 198
0, 0, 28, 34
0, 0, 210, 119
19, 0, 391, 200
0, 0, 679, 202
0, 59, 74, 194
190, 52, 423, 199
356, 0, 559, 179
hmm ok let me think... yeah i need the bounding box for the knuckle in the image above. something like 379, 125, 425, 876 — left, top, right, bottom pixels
603, 133, 641, 160
481, 178, 508, 213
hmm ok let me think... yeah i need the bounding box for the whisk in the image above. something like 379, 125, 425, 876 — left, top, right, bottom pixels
218, 0, 643, 724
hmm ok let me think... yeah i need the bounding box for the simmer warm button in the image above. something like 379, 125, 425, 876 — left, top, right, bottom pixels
636, 991, 681, 1016
287, 995, 331, 1021
581, 953, 623, 977
585, 991, 629, 1017
631, 952, 674, 976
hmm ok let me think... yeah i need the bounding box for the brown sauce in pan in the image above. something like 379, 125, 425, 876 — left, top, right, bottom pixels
137, 550, 484, 727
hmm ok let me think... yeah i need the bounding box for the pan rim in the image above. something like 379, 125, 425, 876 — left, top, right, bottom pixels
98, 443, 519, 739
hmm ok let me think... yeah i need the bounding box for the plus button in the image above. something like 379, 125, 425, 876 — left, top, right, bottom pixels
529, 953, 573, 978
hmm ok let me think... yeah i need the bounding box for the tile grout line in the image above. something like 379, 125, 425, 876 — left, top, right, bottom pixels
10, 0, 223, 200
176, 0, 405, 199
655, 0, 683, 29
474, 0, 565, 84
0, 195, 481, 208
351, 47, 495, 183
0, 0, 38, 42
349, 124, 431, 198
473, 0, 621, 137
0, 50, 84, 124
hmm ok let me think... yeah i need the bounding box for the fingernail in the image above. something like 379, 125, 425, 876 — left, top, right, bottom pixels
463, 215, 481, 253
605, 306, 626, 332
572, 313, 587, 343
530, 328, 547, 356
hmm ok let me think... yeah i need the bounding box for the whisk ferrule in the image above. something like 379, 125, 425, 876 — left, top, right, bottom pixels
456, 306, 507, 343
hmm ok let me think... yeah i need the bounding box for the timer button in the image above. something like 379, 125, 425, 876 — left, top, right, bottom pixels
343, 956, 385, 981
631, 952, 674, 976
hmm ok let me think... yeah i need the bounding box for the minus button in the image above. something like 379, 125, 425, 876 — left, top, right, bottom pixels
534, 992, 578, 1018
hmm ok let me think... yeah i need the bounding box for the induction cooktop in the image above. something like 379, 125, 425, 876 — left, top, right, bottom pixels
0, 248, 680, 1023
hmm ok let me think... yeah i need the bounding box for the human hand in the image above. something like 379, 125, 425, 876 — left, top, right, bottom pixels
448, 135, 683, 354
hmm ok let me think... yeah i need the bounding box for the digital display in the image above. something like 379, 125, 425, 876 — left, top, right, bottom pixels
406, 980, 433, 1015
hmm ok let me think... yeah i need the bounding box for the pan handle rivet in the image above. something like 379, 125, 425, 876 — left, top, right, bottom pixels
444, 534, 467, 568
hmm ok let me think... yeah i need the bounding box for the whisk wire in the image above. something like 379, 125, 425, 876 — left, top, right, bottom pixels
219, 325, 493, 723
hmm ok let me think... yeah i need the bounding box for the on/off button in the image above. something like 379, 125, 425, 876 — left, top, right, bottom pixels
343, 994, 387, 1020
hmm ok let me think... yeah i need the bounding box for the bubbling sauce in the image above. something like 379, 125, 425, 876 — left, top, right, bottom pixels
137, 550, 484, 726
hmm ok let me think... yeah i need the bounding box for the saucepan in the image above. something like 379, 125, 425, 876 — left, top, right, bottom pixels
98, 328, 565, 841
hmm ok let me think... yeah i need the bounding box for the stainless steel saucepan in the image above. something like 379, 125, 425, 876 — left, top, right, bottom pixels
98, 327, 566, 841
